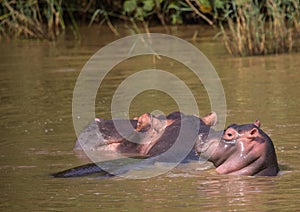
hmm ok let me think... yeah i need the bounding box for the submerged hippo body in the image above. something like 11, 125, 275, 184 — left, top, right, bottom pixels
196, 120, 279, 176
53, 112, 217, 177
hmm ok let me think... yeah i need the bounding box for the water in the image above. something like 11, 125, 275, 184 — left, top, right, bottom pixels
1, 26, 299, 211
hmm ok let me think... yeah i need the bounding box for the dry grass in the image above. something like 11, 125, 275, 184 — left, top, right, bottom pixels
220, 0, 300, 56
0, 0, 68, 40
1, 0, 299, 57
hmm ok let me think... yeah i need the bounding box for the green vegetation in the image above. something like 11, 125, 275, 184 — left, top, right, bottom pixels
1, 0, 299, 56
219, 0, 300, 56
0, 0, 66, 40
0, 0, 217, 39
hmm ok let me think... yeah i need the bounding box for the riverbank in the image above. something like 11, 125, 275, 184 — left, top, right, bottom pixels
1, 0, 299, 56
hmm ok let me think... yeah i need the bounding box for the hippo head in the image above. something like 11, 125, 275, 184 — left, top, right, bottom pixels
196, 120, 279, 176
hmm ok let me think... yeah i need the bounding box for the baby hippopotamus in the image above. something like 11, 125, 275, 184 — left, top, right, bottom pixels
196, 120, 279, 176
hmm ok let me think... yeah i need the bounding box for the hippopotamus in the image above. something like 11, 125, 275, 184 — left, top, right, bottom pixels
53, 111, 217, 177
196, 120, 279, 176
53, 113, 279, 178
74, 111, 217, 157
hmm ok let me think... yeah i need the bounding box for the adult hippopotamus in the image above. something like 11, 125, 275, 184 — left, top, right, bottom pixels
53, 111, 217, 177
196, 120, 279, 176
74, 111, 217, 157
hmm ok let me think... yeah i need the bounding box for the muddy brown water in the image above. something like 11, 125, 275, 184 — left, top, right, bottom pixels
1, 26, 299, 211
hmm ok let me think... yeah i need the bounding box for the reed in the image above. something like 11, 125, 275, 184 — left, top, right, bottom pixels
1, 0, 299, 57
219, 0, 300, 56
0, 0, 68, 40
0, 0, 216, 39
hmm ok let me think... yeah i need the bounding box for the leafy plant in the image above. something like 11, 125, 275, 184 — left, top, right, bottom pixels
0, 0, 299, 57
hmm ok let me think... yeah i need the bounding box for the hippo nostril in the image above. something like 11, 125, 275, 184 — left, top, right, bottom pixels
227, 133, 232, 137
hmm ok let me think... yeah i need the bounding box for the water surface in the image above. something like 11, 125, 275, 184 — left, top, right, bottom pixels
1, 26, 299, 211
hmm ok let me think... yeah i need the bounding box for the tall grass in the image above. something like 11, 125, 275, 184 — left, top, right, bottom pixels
219, 0, 300, 56
0, 0, 299, 56
0, 0, 216, 39
0, 0, 67, 40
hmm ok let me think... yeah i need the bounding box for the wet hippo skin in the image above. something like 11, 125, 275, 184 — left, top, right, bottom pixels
196, 120, 279, 176
53, 111, 217, 178
74, 111, 217, 157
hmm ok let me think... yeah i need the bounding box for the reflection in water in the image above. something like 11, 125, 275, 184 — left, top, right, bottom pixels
0, 26, 299, 211
196, 175, 276, 210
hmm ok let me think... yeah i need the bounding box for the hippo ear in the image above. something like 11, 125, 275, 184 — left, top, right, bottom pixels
95, 118, 104, 124
201, 111, 218, 126
95, 118, 104, 128
135, 113, 151, 132
247, 128, 259, 139
253, 120, 261, 128
95, 118, 101, 123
